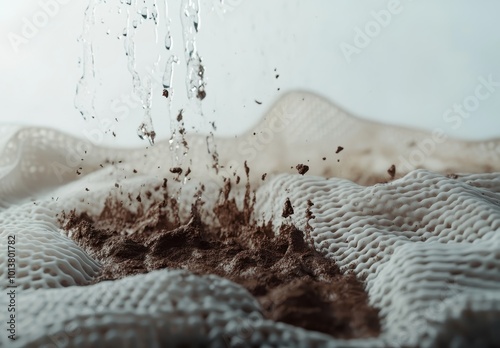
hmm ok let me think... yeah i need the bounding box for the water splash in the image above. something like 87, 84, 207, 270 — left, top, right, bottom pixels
74, 0, 215, 171
181, 0, 206, 101
162, 55, 178, 90
162, 55, 186, 165
179, 0, 219, 173
162, 0, 173, 50
136, 75, 155, 144
169, 109, 189, 167
123, 0, 162, 145
74, 0, 99, 121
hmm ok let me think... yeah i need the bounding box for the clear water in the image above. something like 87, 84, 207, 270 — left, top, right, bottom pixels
74, 0, 213, 164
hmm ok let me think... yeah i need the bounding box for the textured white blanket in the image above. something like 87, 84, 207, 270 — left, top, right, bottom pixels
1, 92, 499, 347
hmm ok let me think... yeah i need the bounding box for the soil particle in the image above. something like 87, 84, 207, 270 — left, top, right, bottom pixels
387, 164, 396, 179
296, 164, 309, 175
170, 167, 183, 175
282, 198, 294, 218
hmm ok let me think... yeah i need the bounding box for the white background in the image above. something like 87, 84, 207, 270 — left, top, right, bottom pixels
1, 0, 499, 147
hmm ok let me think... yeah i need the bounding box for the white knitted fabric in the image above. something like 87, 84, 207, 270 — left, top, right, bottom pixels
1, 92, 500, 347
255, 171, 500, 347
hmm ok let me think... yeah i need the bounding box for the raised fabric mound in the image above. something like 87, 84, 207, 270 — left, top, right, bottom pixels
1, 92, 499, 347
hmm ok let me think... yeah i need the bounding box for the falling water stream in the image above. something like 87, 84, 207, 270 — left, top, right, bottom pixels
74, 0, 217, 172
74, 1, 98, 121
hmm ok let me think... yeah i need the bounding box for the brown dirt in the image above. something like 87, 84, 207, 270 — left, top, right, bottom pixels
60, 175, 380, 339
388, 164, 396, 179
296, 164, 309, 175
282, 198, 294, 218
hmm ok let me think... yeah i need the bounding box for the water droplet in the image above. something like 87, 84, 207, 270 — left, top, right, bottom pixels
140, 7, 148, 19
162, 55, 178, 88
164, 35, 172, 50
132, 20, 138, 28
137, 123, 156, 145
186, 42, 195, 58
